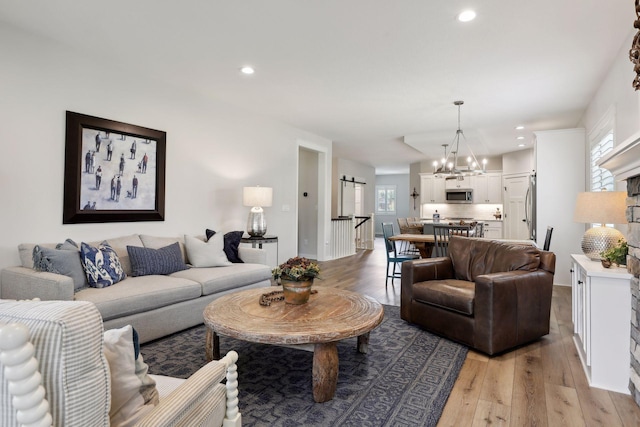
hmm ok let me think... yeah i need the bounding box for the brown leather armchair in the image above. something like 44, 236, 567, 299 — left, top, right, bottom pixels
400, 236, 556, 355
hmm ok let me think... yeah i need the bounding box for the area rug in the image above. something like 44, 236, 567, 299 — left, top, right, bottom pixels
141, 305, 467, 427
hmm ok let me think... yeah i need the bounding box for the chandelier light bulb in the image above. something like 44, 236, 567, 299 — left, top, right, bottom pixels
472, 161, 477, 168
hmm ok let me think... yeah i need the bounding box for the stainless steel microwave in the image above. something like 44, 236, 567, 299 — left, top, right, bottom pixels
445, 188, 473, 203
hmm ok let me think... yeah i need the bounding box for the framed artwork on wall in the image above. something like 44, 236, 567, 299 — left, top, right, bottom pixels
63, 111, 166, 224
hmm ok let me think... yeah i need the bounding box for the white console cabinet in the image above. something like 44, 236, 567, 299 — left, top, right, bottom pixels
571, 254, 632, 394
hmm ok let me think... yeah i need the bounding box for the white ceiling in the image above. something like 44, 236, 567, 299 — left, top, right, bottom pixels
0, 1, 633, 174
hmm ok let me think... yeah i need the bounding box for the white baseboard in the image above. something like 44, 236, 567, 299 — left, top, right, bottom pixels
297, 253, 316, 260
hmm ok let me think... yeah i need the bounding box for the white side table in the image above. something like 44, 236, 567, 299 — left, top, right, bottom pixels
571, 254, 632, 394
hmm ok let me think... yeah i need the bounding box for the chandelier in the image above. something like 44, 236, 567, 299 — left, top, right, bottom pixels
433, 101, 487, 177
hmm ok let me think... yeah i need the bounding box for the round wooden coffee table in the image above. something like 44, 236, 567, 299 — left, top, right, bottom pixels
203, 286, 384, 402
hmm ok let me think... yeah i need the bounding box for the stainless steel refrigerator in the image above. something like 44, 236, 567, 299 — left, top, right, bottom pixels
525, 173, 537, 242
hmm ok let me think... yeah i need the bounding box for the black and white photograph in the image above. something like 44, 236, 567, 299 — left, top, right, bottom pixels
63, 111, 166, 224
79, 129, 156, 211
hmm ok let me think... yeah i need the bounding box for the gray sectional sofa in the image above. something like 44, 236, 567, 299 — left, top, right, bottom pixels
0, 234, 272, 343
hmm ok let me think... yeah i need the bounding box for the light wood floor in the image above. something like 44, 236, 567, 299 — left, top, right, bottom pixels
315, 239, 640, 426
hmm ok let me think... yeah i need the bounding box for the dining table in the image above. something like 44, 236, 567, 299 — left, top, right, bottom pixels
388, 233, 435, 258
388, 234, 537, 259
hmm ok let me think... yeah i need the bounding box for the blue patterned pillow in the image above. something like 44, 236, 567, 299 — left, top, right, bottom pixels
126, 242, 189, 276
80, 241, 127, 288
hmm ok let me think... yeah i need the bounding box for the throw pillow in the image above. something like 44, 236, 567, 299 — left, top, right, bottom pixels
223, 231, 244, 263
57, 238, 80, 251
32, 239, 88, 291
184, 234, 231, 268
126, 242, 189, 276
103, 325, 159, 427
206, 229, 245, 263
104, 234, 145, 277
139, 235, 188, 264
80, 241, 127, 288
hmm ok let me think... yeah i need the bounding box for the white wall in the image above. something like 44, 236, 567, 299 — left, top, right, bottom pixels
332, 158, 375, 218
0, 24, 332, 268
502, 149, 534, 176
581, 31, 640, 148
579, 30, 640, 238
534, 129, 586, 286
409, 162, 422, 218
374, 174, 410, 235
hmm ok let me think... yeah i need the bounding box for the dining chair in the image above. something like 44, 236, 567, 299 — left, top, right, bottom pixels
432, 224, 474, 257
382, 222, 419, 287
396, 218, 420, 255
397, 217, 409, 231
543, 226, 553, 251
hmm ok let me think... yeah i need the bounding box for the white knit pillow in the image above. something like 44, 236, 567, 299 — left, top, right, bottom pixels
103, 325, 159, 427
184, 234, 231, 267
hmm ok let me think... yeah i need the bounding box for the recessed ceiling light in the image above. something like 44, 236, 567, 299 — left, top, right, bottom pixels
517, 136, 525, 140
457, 10, 476, 22
515, 125, 524, 130
240, 66, 255, 75
518, 143, 526, 147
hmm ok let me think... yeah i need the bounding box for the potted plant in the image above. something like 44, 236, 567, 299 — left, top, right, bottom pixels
600, 238, 628, 268
272, 257, 320, 304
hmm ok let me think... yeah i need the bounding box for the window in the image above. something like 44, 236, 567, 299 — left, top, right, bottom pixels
590, 130, 614, 191
376, 185, 396, 214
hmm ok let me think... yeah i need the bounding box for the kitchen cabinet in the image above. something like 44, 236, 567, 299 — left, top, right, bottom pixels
571, 254, 632, 394
482, 221, 502, 239
472, 173, 502, 203
444, 175, 471, 189
420, 174, 445, 203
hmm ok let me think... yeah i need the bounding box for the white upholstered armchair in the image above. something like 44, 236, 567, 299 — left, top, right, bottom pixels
0, 300, 241, 427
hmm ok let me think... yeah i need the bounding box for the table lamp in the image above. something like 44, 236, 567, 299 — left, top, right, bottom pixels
573, 190, 627, 260
243, 186, 273, 237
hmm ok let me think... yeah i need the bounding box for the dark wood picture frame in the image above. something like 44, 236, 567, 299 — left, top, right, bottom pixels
63, 111, 166, 224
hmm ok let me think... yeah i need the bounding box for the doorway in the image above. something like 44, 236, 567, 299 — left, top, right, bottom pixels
298, 148, 319, 258
296, 140, 331, 261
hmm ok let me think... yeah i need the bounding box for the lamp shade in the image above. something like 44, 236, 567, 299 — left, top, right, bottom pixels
243, 186, 273, 207
573, 191, 627, 224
